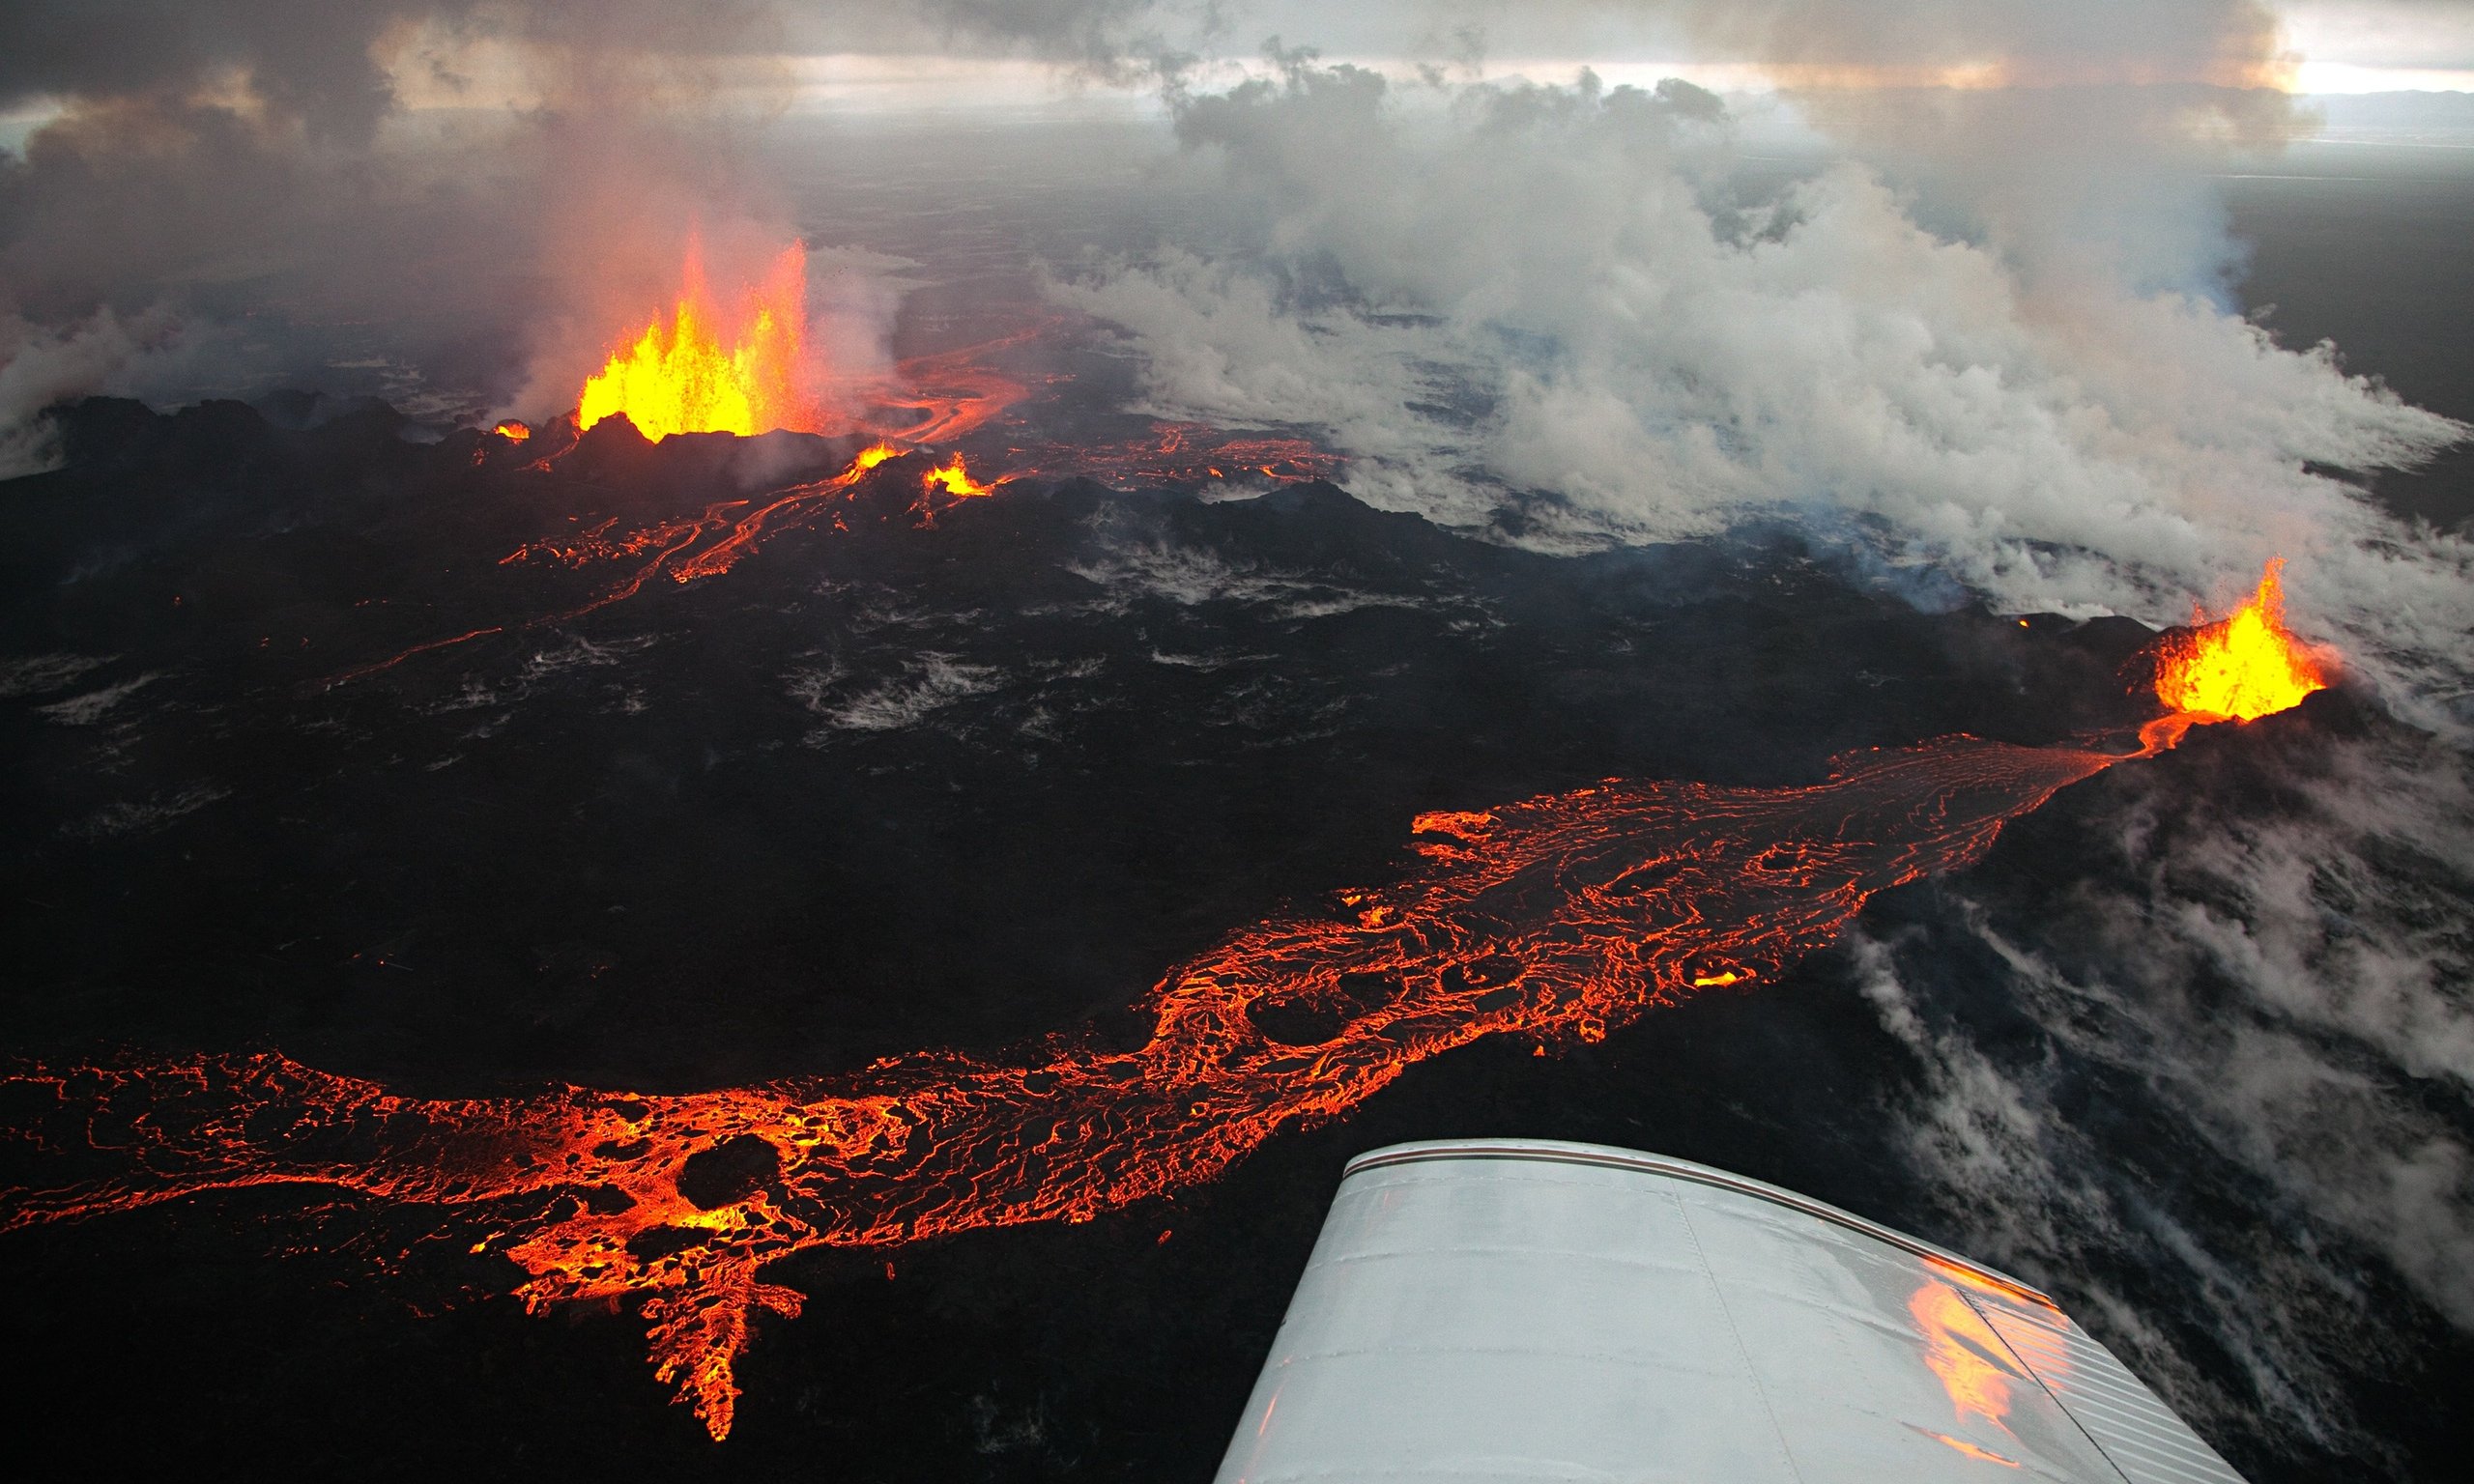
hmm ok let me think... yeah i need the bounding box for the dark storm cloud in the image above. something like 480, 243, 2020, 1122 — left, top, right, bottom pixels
0, 1, 473, 141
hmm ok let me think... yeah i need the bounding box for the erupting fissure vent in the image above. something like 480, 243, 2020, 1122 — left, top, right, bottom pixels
2154, 557, 2327, 720
2141, 557, 2330, 753
577, 240, 820, 441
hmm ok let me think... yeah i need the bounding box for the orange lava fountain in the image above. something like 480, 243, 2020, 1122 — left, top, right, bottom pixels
3, 734, 2124, 1439
2155, 557, 2328, 719
2140, 557, 2330, 754
578, 242, 820, 441
490, 419, 532, 443
920, 453, 998, 500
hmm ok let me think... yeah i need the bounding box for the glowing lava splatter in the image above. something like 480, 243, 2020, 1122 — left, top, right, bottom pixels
6, 569, 2336, 1440
578, 242, 820, 441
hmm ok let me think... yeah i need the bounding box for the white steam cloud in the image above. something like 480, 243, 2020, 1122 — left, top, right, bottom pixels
1054, 54, 2471, 724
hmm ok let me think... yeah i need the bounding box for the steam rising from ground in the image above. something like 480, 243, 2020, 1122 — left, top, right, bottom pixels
1056, 55, 2469, 722
0, 2, 932, 450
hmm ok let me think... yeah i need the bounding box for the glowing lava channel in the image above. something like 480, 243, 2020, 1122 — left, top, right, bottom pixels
6, 562, 2330, 1441
3, 736, 2119, 1438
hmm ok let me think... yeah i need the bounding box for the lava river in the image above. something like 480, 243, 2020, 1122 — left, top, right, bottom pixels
0, 564, 2325, 1440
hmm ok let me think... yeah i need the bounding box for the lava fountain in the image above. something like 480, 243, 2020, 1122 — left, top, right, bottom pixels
577, 239, 821, 441
2155, 556, 2329, 718
920, 453, 998, 500
3, 562, 2341, 1440
2141, 557, 2331, 754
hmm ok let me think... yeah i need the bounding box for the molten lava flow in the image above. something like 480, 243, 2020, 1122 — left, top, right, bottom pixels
2141, 557, 2329, 753
849, 326, 1051, 446
578, 243, 820, 441
3, 734, 2124, 1439
491, 420, 532, 443
1008, 422, 1345, 490
660, 444, 899, 588
332, 443, 912, 684
503, 443, 900, 599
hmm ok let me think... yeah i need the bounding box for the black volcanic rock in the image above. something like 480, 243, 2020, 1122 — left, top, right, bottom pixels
677, 1134, 785, 1210
43, 396, 162, 473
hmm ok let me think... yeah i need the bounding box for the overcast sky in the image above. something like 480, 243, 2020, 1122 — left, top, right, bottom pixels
3, 0, 2472, 137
